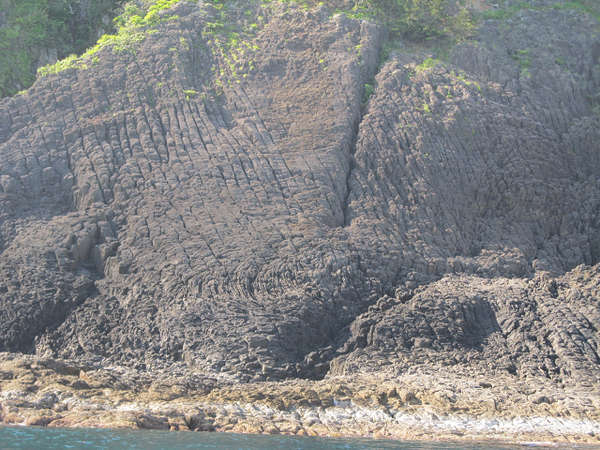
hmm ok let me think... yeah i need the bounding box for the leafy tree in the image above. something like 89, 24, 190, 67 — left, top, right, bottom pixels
350, 0, 474, 41
0, 0, 122, 97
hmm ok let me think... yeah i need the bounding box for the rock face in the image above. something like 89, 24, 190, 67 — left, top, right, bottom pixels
0, 0, 599, 388
1, 353, 598, 443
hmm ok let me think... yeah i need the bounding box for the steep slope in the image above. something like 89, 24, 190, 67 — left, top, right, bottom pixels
1, 0, 384, 380
0, 0, 599, 388
335, 3, 600, 384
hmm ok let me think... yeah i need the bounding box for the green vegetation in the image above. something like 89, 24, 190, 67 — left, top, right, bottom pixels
201, 0, 273, 90
183, 88, 198, 100
36, 54, 81, 76
415, 57, 441, 73
3, 0, 477, 96
552, 1, 600, 21
451, 69, 481, 90
362, 82, 374, 106
510, 48, 532, 79
5, 0, 600, 98
200, 0, 478, 91
481, 0, 600, 22
203, 0, 263, 78
480, 1, 531, 20
0, 0, 123, 97
38, 0, 191, 77
339, 0, 476, 42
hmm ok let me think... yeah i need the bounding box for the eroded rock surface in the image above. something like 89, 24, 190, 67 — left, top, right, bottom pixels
0, 353, 598, 444
0, 0, 599, 393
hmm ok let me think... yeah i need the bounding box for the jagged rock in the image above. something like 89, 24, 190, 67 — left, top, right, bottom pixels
330, 269, 600, 385
135, 414, 170, 430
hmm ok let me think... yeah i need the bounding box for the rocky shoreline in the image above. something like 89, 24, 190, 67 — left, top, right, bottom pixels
1, 353, 598, 446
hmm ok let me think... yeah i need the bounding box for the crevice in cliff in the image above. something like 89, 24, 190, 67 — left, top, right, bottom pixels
342, 135, 358, 227
342, 38, 387, 228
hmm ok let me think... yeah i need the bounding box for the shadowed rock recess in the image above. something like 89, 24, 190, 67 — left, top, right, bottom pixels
0, 0, 599, 390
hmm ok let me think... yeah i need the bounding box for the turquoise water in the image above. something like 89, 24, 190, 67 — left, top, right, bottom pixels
0, 426, 520, 449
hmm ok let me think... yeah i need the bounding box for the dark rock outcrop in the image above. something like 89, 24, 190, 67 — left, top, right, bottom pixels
0, 0, 598, 386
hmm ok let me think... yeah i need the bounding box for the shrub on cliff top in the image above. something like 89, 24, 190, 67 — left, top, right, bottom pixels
348, 0, 475, 41
37, 0, 188, 77
4, 0, 473, 95
0, 0, 123, 97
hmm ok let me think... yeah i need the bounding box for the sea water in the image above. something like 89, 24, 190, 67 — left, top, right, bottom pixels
0, 426, 521, 449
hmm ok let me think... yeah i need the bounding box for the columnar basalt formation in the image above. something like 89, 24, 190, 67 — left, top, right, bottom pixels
0, 0, 598, 405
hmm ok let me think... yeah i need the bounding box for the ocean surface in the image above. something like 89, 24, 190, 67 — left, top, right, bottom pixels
0, 426, 523, 449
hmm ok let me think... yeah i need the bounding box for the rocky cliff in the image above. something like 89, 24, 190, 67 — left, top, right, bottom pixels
0, 0, 599, 394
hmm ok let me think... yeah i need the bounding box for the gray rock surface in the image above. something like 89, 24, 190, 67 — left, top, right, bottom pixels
0, 0, 598, 385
